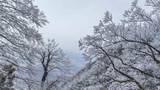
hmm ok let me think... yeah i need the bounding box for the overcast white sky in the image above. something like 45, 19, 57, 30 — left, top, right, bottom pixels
35, 0, 145, 69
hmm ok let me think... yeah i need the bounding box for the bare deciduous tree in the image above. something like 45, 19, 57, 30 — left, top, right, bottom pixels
36, 40, 70, 90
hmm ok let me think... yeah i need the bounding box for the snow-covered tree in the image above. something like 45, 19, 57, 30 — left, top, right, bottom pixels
0, 0, 47, 89
0, 0, 47, 66
19, 39, 71, 90
37, 39, 70, 90
66, 0, 160, 90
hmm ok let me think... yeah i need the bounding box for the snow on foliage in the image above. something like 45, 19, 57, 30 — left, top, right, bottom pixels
63, 0, 160, 90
